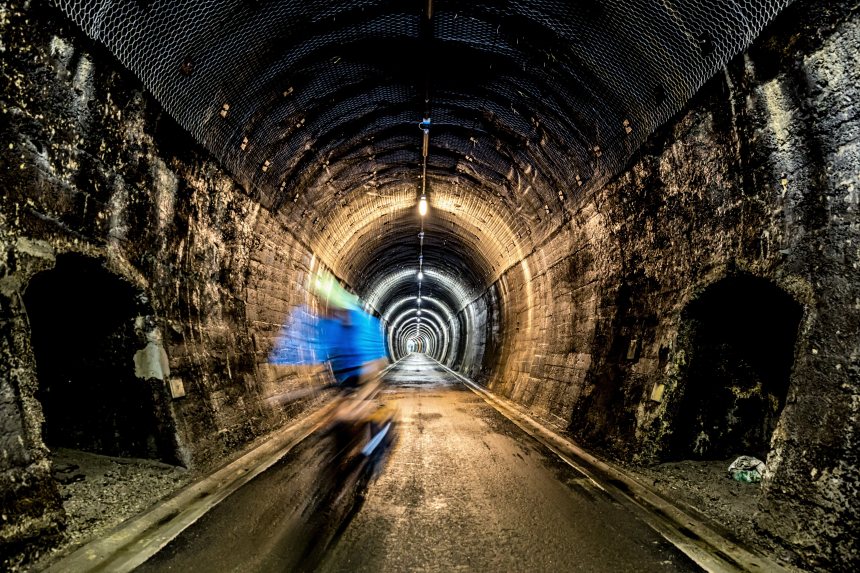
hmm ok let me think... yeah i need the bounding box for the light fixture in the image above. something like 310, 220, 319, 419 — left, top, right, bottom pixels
417, 271, 424, 281
418, 196, 428, 216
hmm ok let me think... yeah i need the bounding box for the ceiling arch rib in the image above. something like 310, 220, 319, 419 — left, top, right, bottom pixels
395, 318, 442, 358
394, 316, 443, 350
390, 311, 447, 348
319, 183, 532, 297
366, 268, 472, 315
383, 296, 456, 327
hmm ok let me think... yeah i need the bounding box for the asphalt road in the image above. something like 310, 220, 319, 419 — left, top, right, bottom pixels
138, 354, 699, 572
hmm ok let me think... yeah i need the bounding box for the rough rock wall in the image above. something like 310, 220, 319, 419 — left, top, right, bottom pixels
0, 0, 330, 560
463, 2, 859, 568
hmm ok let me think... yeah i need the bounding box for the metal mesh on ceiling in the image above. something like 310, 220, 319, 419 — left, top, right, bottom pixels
56, 0, 791, 211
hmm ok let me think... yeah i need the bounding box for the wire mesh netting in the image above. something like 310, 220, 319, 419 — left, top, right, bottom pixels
54, 0, 792, 211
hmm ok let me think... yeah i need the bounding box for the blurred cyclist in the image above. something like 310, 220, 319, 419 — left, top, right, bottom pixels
269, 270, 387, 387
269, 270, 393, 460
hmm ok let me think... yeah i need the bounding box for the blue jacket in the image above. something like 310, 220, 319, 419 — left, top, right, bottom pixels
270, 306, 386, 385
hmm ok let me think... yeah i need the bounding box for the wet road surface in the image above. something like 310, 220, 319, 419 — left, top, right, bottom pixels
139, 354, 699, 572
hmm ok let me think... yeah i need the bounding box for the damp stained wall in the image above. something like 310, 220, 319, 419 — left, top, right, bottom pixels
0, 1, 336, 557
460, 3, 859, 568
0, 0, 858, 570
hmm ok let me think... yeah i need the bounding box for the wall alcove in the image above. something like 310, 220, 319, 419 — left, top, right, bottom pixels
24, 254, 172, 461
666, 275, 803, 461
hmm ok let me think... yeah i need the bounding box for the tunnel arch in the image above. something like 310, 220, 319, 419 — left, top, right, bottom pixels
663, 274, 804, 461
366, 267, 474, 315
388, 310, 445, 351
383, 295, 460, 364
316, 183, 533, 292
383, 295, 457, 326
365, 267, 472, 359
53, 0, 791, 226
399, 321, 438, 357
47, 0, 797, 414
23, 253, 179, 463
389, 307, 451, 363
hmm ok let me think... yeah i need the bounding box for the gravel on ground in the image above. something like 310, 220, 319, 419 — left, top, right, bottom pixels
28, 448, 191, 571
625, 457, 801, 568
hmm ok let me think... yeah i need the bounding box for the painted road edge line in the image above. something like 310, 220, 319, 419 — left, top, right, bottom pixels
434, 360, 794, 573
44, 399, 341, 573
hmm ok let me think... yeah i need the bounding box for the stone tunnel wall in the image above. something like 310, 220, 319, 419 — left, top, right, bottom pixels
1, 0, 858, 568
0, 1, 333, 557
462, 2, 859, 568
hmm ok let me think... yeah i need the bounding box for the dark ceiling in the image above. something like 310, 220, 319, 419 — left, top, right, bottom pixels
57, 0, 790, 315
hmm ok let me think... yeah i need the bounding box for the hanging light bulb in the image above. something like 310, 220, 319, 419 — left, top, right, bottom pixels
418, 196, 428, 216
417, 271, 424, 281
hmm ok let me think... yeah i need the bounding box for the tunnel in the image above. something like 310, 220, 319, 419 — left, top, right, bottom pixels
1, 0, 859, 571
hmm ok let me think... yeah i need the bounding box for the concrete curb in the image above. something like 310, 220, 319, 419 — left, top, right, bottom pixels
42, 361, 402, 572
435, 361, 795, 573
43, 399, 340, 573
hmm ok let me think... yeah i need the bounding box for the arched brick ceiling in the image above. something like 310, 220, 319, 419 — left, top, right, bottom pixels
315, 185, 525, 280
57, 0, 791, 312
365, 268, 472, 318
